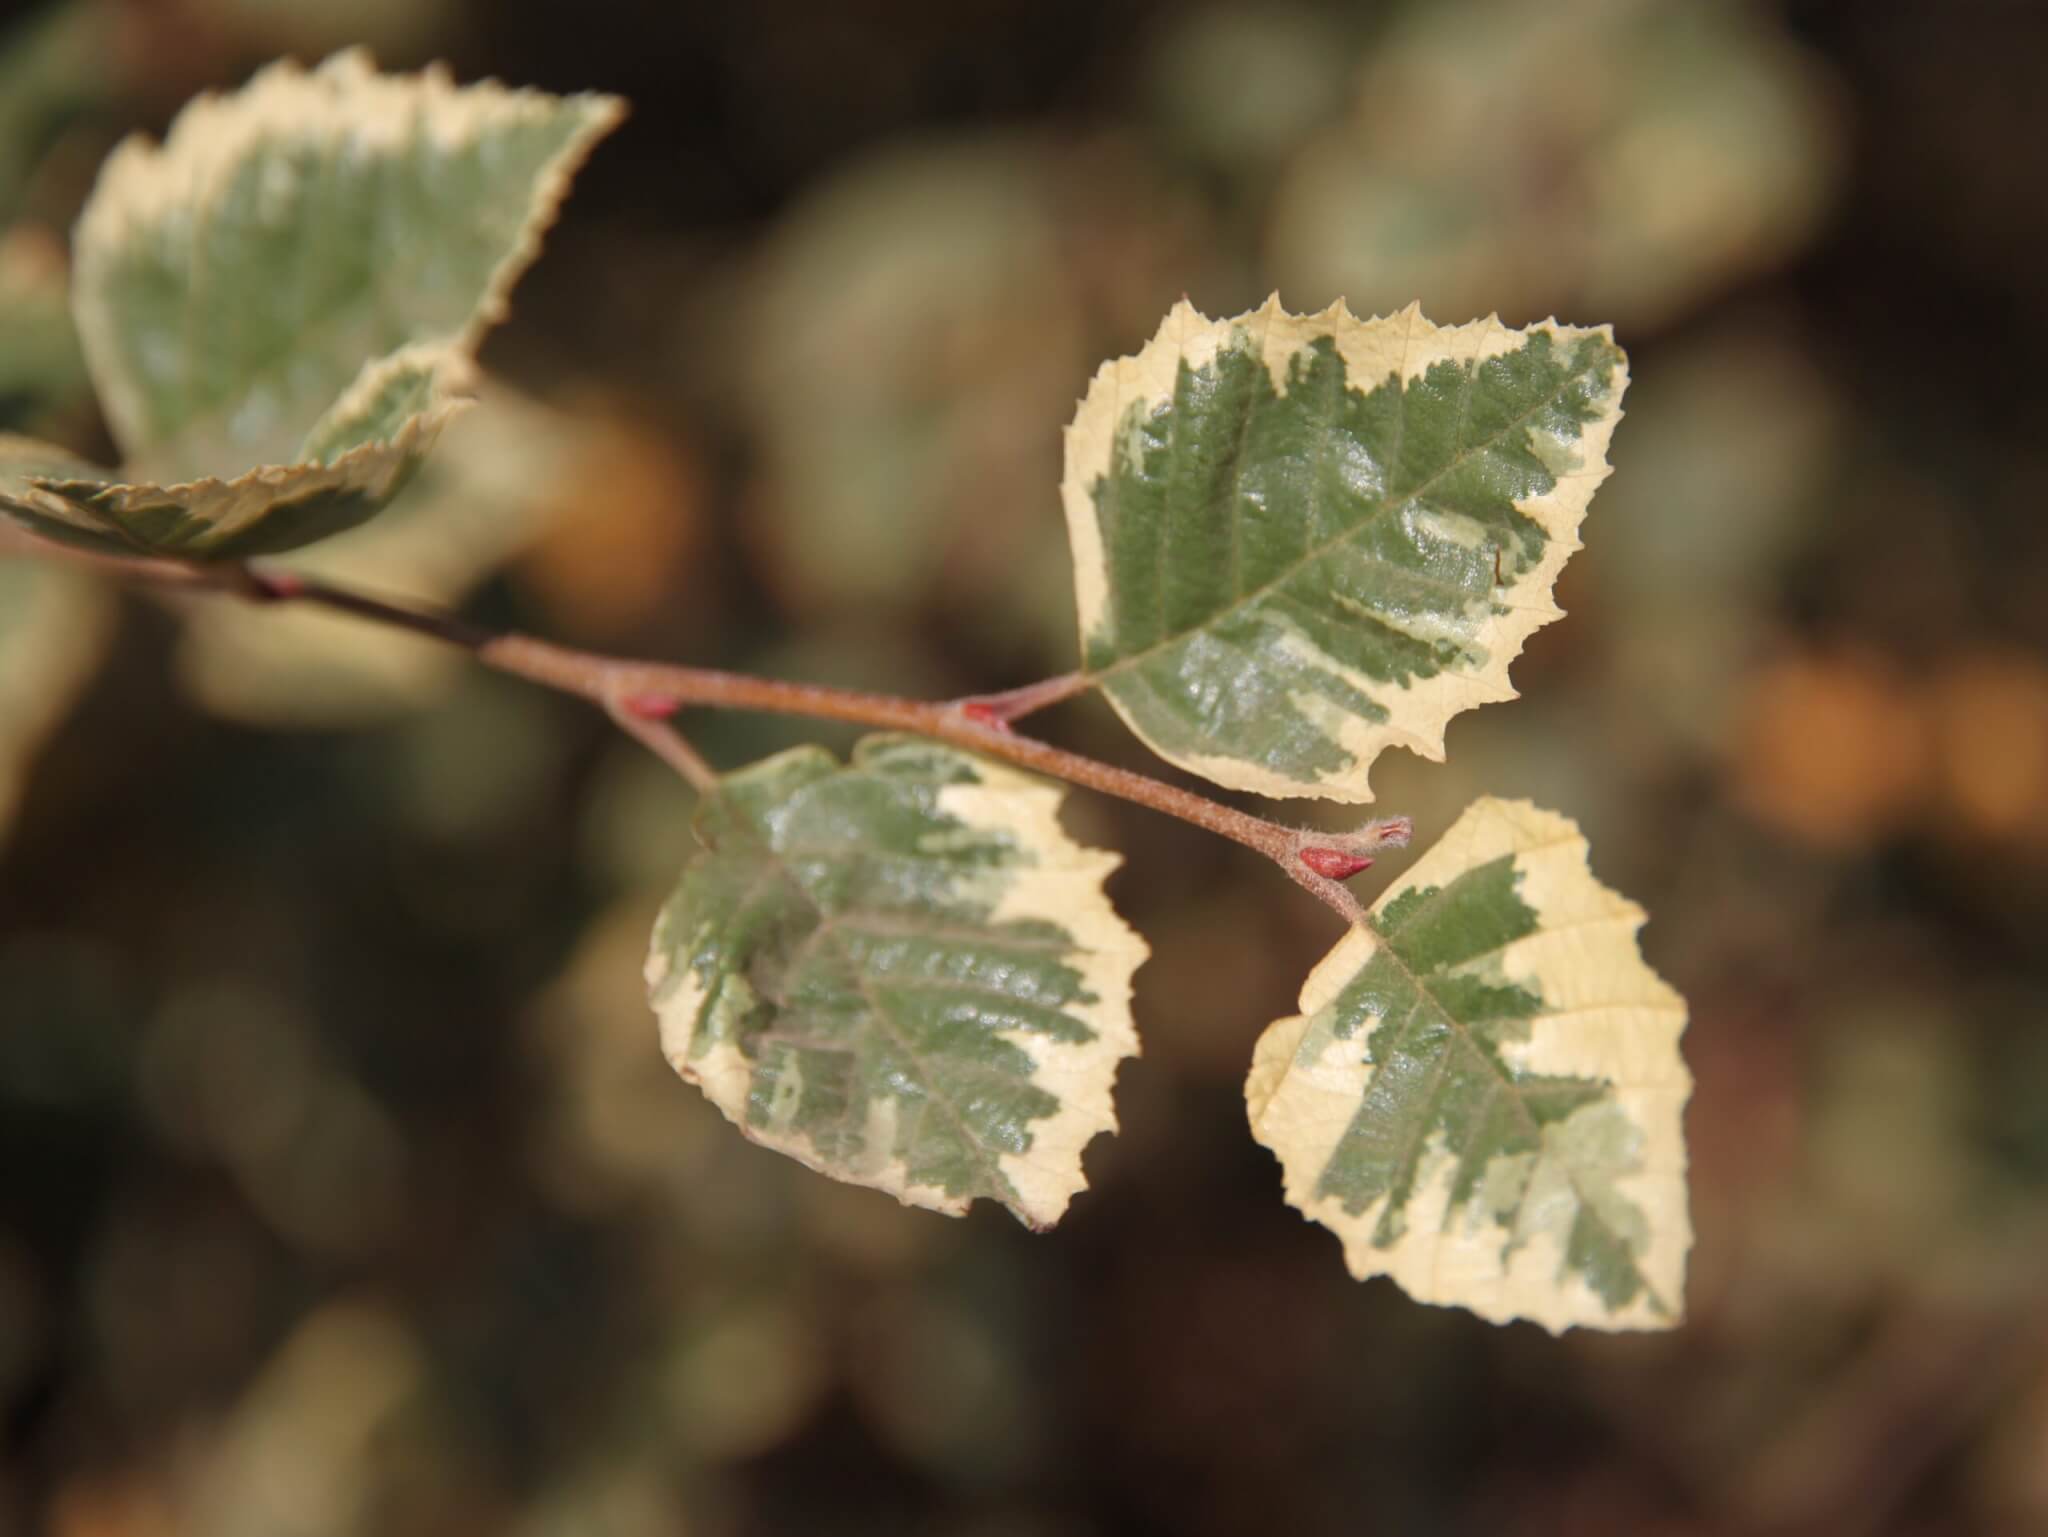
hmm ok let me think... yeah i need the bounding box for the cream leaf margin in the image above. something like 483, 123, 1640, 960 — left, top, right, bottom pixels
1061, 296, 1628, 803
72, 47, 624, 463
645, 747, 1147, 1229
1247, 797, 1690, 1331
20, 382, 466, 557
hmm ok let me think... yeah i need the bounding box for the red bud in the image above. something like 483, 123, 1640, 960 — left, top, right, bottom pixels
1301, 846, 1373, 881
960, 702, 1014, 733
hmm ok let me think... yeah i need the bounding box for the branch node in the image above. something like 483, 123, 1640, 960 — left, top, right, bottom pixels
249, 567, 306, 601
620, 691, 682, 721
16, 529, 1404, 931
959, 702, 1015, 734
950, 671, 1088, 725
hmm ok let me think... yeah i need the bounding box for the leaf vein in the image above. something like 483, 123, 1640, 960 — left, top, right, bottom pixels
1088, 340, 1596, 687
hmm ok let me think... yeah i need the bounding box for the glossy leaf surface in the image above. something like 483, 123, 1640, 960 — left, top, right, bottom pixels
648, 736, 1145, 1228
1064, 298, 1626, 802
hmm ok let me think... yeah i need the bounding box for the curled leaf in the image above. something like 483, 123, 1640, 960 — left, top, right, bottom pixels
0, 49, 621, 560
171, 379, 583, 725
0, 348, 470, 559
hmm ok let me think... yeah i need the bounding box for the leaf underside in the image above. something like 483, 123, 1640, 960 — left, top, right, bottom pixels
1063, 297, 1628, 802
0, 49, 621, 560
646, 735, 1146, 1229
1247, 797, 1690, 1332
0, 351, 468, 560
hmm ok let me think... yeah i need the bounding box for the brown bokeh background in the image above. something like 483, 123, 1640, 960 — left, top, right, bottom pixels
3, 1, 2048, 1533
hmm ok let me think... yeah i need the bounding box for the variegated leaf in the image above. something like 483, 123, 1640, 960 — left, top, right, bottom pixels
0, 50, 621, 560
647, 736, 1146, 1228
1247, 797, 1689, 1331
74, 48, 620, 476
1063, 298, 1627, 802
0, 348, 470, 559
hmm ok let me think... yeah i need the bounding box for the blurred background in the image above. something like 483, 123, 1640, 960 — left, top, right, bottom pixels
2, 0, 2046, 1532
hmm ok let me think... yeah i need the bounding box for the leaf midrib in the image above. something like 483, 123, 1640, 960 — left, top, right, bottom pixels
1083, 345, 1601, 689
1354, 877, 1666, 1315
718, 781, 1050, 1206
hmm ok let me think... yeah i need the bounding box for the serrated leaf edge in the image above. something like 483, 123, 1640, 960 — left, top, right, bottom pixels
645, 740, 1148, 1229
1061, 295, 1628, 803
20, 389, 469, 556
1247, 797, 1690, 1332
926, 755, 1149, 1224
72, 46, 624, 463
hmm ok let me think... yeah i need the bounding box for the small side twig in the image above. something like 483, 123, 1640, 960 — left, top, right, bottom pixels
951, 671, 1090, 725
603, 688, 717, 792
